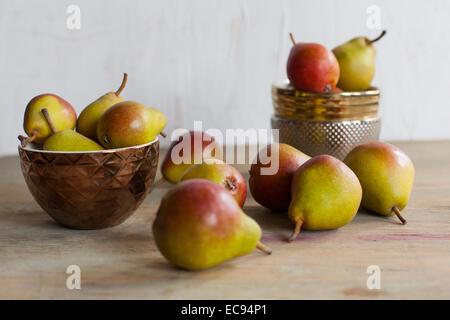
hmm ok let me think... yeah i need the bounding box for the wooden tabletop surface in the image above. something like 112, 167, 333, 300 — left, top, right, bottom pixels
0, 141, 449, 300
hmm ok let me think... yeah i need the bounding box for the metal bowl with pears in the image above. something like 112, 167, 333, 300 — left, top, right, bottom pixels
18, 138, 159, 230
18, 75, 166, 230
274, 31, 387, 160
271, 80, 381, 160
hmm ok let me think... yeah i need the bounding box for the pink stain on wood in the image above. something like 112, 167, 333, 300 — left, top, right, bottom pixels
260, 233, 450, 243
357, 233, 450, 241
260, 232, 338, 243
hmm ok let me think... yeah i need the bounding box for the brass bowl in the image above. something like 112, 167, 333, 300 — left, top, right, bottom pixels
272, 80, 380, 121
18, 139, 159, 230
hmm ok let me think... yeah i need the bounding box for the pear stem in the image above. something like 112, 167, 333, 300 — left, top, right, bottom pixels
289, 33, 296, 46
115, 73, 128, 96
225, 179, 236, 191
154, 177, 165, 188
370, 30, 387, 43
256, 241, 272, 255
18, 135, 28, 146
41, 109, 58, 135
160, 131, 167, 138
392, 206, 407, 225
18, 132, 37, 147
288, 219, 303, 243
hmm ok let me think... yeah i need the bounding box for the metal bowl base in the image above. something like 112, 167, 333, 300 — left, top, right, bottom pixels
271, 116, 381, 160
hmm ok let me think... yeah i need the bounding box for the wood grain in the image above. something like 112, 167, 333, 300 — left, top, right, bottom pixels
0, 141, 449, 299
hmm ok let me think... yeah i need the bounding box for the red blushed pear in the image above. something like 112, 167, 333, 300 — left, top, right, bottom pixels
97, 101, 167, 149
180, 159, 247, 207
21, 94, 77, 145
249, 143, 310, 211
286, 33, 340, 92
161, 131, 219, 184
152, 179, 271, 270
344, 141, 414, 224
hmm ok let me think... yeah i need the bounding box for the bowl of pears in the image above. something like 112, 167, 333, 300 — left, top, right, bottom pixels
272, 31, 387, 160
18, 74, 166, 230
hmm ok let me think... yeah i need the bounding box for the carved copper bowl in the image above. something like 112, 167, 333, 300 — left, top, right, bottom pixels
18, 139, 159, 230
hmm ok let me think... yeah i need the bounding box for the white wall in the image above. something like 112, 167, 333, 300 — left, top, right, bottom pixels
1, 0, 450, 156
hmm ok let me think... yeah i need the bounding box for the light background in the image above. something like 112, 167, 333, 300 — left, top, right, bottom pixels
1, 0, 449, 156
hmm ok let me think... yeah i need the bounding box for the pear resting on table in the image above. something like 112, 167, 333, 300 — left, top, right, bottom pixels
153, 179, 271, 271
344, 141, 414, 224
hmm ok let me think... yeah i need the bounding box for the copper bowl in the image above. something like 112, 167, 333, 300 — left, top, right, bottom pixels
18, 139, 159, 230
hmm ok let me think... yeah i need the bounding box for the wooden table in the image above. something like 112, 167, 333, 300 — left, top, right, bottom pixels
0, 141, 449, 299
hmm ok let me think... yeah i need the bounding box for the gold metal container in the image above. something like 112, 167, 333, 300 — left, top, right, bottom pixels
18, 139, 159, 230
271, 81, 381, 159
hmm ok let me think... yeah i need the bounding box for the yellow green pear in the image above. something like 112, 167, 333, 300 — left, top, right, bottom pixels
76, 73, 128, 141
288, 155, 362, 242
344, 141, 414, 224
44, 130, 104, 151
333, 30, 386, 91
153, 179, 271, 270
40, 109, 104, 152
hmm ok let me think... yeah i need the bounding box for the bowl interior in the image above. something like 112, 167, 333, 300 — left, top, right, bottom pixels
19, 137, 159, 154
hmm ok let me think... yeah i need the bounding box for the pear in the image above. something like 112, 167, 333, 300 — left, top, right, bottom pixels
287, 33, 340, 92
288, 155, 362, 242
343, 141, 414, 224
76, 73, 128, 141
21, 94, 77, 145
161, 131, 219, 184
249, 143, 310, 211
153, 179, 271, 270
180, 159, 247, 207
97, 101, 167, 148
40, 109, 104, 151
333, 30, 386, 91
44, 130, 104, 151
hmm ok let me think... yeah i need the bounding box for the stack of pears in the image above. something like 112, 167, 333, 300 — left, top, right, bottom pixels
158, 130, 248, 207
287, 30, 386, 93
160, 130, 219, 183
152, 140, 414, 271
19, 73, 167, 152
248, 142, 414, 243
250, 143, 361, 241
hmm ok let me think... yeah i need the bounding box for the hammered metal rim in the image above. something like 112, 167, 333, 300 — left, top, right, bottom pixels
273, 116, 381, 124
